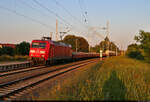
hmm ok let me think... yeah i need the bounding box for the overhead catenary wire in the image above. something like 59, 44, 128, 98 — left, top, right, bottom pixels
18, 0, 99, 43
81, 0, 92, 25
78, 0, 86, 21
52, 0, 89, 29
18, 0, 91, 41
52, 0, 93, 40
88, 28, 105, 39
81, 0, 88, 22
32, 0, 72, 28
32, 0, 90, 36
78, 0, 99, 48
0, 5, 55, 30
77, 0, 95, 41
18, 0, 67, 28
77, 0, 91, 25
37, 0, 87, 35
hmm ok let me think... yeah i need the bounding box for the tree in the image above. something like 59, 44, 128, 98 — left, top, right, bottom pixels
127, 30, 150, 61
62, 35, 76, 51
99, 41, 107, 52
104, 36, 110, 42
110, 42, 119, 52
99, 37, 119, 52
99, 36, 111, 52
90, 36, 119, 53
62, 35, 89, 52
90, 44, 100, 53
77, 36, 89, 52
0, 48, 2, 56
134, 30, 150, 61
0, 47, 15, 56
15, 41, 30, 55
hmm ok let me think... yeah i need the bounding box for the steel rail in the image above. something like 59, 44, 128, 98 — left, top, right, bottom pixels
0, 58, 99, 100
0, 58, 97, 77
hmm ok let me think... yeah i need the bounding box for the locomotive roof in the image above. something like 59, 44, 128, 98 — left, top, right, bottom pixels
32, 40, 72, 48
52, 41, 72, 47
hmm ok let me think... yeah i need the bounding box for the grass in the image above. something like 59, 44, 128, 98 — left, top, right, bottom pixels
0, 55, 29, 62
32, 56, 150, 100
33, 60, 103, 101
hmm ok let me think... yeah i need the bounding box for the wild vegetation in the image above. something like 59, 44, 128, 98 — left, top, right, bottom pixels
35, 56, 150, 100
0, 41, 30, 61
126, 30, 150, 62
0, 55, 29, 62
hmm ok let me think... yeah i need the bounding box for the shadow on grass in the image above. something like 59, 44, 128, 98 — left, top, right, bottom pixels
102, 71, 127, 100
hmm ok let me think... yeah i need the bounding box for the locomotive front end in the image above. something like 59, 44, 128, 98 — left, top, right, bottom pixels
29, 40, 48, 65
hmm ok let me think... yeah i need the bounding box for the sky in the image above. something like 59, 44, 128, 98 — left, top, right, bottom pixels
0, 0, 150, 50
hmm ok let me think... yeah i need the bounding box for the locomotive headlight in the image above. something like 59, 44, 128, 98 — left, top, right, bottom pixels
30, 50, 35, 53
42, 55, 45, 57
40, 51, 45, 54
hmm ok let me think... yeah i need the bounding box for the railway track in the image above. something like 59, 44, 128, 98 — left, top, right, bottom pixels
0, 58, 100, 100
0, 59, 98, 86
0, 58, 96, 77
0, 61, 31, 72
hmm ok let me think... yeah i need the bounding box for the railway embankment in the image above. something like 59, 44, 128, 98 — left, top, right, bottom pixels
17, 56, 150, 100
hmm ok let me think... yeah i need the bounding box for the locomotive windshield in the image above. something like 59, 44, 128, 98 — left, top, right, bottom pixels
32, 42, 46, 49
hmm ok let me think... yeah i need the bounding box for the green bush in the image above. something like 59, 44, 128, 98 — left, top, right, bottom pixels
127, 50, 144, 60
127, 30, 150, 62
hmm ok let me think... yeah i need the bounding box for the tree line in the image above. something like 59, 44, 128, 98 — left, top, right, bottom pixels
0, 41, 30, 56
62, 35, 119, 53
126, 30, 150, 62
90, 36, 119, 53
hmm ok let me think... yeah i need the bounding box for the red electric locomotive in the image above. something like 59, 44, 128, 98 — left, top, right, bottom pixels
29, 37, 118, 66
29, 37, 72, 65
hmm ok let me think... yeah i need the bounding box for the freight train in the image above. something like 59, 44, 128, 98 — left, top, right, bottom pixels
29, 37, 116, 65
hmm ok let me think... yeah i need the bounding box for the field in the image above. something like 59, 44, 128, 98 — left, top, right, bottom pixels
34, 56, 150, 101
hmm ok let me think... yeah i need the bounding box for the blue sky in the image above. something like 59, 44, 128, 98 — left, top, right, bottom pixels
0, 0, 150, 50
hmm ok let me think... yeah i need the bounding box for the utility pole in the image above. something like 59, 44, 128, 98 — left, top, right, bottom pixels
116, 46, 118, 56
56, 19, 58, 41
76, 39, 78, 52
106, 21, 109, 38
102, 42, 104, 52
89, 45, 91, 52
106, 21, 110, 57
110, 43, 112, 51
50, 32, 53, 40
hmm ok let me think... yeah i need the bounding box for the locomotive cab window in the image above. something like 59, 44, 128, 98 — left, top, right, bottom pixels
32, 42, 46, 49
